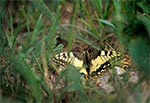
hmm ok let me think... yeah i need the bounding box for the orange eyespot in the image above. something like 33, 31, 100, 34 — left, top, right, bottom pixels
85, 75, 90, 80
80, 73, 89, 80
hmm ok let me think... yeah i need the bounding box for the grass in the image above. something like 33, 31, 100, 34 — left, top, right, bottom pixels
0, 0, 150, 103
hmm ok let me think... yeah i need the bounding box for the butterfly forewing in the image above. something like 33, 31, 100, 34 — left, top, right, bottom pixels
52, 52, 87, 75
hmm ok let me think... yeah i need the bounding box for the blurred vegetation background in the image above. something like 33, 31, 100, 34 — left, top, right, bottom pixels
0, 0, 149, 103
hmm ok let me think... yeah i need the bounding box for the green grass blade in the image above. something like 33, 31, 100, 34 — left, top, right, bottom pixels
11, 53, 42, 103
31, 13, 43, 44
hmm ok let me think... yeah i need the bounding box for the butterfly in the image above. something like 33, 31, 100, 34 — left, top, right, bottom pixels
52, 50, 124, 80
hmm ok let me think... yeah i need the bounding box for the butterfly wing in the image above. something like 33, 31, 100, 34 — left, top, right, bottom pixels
90, 50, 122, 76
52, 52, 87, 76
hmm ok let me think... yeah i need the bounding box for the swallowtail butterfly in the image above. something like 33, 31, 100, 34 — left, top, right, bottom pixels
52, 50, 124, 79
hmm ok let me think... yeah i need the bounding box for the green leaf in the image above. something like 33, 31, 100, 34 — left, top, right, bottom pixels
98, 19, 116, 29
137, 15, 150, 38
129, 36, 150, 78
60, 65, 90, 102
32, 13, 43, 43
11, 53, 42, 103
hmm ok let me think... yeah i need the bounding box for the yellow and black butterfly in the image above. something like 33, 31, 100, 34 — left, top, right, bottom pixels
52, 50, 125, 80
